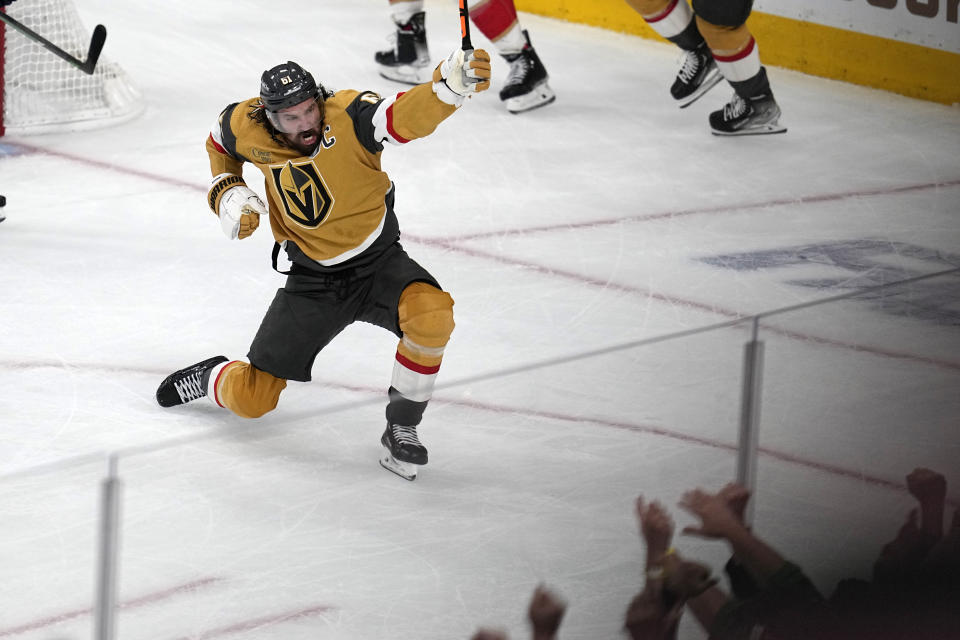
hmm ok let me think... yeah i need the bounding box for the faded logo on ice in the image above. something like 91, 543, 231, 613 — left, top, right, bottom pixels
699, 239, 960, 324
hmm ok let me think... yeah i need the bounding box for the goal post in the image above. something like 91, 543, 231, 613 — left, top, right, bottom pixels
1, 0, 144, 136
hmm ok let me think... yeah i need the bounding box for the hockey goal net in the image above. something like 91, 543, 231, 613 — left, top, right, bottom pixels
1, 0, 143, 136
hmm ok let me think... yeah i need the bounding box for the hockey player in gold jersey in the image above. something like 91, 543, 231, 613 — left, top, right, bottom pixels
156, 51, 491, 480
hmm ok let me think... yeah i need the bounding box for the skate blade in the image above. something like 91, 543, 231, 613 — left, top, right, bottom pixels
377, 63, 431, 86
677, 69, 723, 109
380, 451, 419, 481
711, 121, 788, 136
504, 82, 557, 114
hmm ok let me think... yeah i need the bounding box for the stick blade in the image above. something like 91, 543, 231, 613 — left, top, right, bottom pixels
82, 24, 107, 75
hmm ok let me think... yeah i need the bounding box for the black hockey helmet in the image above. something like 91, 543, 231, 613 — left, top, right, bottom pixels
260, 61, 321, 112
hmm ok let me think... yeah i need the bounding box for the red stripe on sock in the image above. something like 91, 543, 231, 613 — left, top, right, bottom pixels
646, 0, 680, 23
713, 37, 755, 63
471, 0, 518, 41
213, 361, 240, 408
395, 351, 440, 375
386, 93, 411, 144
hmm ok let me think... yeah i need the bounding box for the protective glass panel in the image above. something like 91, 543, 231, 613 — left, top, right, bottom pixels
1, 459, 105, 637
753, 272, 960, 596
110, 325, 750, 638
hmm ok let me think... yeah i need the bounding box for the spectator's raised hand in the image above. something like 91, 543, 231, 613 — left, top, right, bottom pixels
906, 468, 947, 505
906, 467, 948, 541
624, 586, 681, 640
679, 488, 744, 540
717, 483, 751, 525
666, 558, 718, 599
637, 496, 674, 561
527, 584, 566, 640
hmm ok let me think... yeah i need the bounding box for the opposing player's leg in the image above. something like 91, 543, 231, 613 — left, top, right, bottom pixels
693, 0, 785, 135
471, 0, 555, 113
626, 0, 721, 107
375, 0, 432, 84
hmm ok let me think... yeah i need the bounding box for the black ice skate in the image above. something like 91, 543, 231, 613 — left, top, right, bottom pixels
499, 30, 556, 114
671, 44, 721, 108
380, 422, 428, 481
156, 355, 228, 407
709, 93, 786, 136
375, 11, 431, 85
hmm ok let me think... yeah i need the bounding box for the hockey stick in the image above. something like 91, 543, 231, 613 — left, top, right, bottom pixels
458, 0, 480, 89
459, 0, 472, 52
0, 12, 106, 75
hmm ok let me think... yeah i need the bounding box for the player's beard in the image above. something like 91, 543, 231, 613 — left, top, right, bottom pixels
285, 127, 321, 156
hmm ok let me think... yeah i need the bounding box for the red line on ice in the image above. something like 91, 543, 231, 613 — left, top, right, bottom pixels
442, 396, 960, 506
168, 604, 335, 640
6, 148, 957, 368
425, 178, 960, 243
0, 576, 224, 637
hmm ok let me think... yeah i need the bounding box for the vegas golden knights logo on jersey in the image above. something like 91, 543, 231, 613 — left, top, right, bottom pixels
269, 160, 334, 228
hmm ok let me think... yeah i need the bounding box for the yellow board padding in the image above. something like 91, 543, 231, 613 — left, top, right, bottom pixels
397, 282, 455, 367
514, 0, 960, 104
623, 0, 668, 19
217, 361, 287, 419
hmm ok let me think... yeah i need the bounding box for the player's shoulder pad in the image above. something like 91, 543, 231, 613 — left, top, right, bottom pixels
351, 90, 384, 107
211, 101, 242, 160
226, 96, 284, 163
328, 88, 363, 107
211, 97, 260, 163
341, 89, 385, 155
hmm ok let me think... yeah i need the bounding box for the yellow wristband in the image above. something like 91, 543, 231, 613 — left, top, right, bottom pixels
645, 548, 675, 580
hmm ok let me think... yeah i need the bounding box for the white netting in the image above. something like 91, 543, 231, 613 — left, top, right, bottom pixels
2, 0, 144, 135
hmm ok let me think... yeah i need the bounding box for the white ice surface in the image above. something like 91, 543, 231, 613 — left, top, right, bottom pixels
1, 1, 959, 638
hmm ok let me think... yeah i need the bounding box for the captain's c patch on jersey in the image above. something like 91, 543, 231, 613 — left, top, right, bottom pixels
269, 159, 334, 228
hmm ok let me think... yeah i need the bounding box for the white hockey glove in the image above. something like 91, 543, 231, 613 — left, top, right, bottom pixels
218, 184, 265, 240
432, 48, 491, 106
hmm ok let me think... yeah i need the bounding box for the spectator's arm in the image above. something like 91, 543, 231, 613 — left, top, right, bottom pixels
722, 523, 788, 582
680, 488, 786, 583
907, 468, 947, 540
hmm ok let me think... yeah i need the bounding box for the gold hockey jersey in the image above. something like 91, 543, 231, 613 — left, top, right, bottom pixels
205, 83, 457, 271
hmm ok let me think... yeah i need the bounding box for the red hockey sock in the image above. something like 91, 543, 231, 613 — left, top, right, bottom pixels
471, 0, 519, 43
